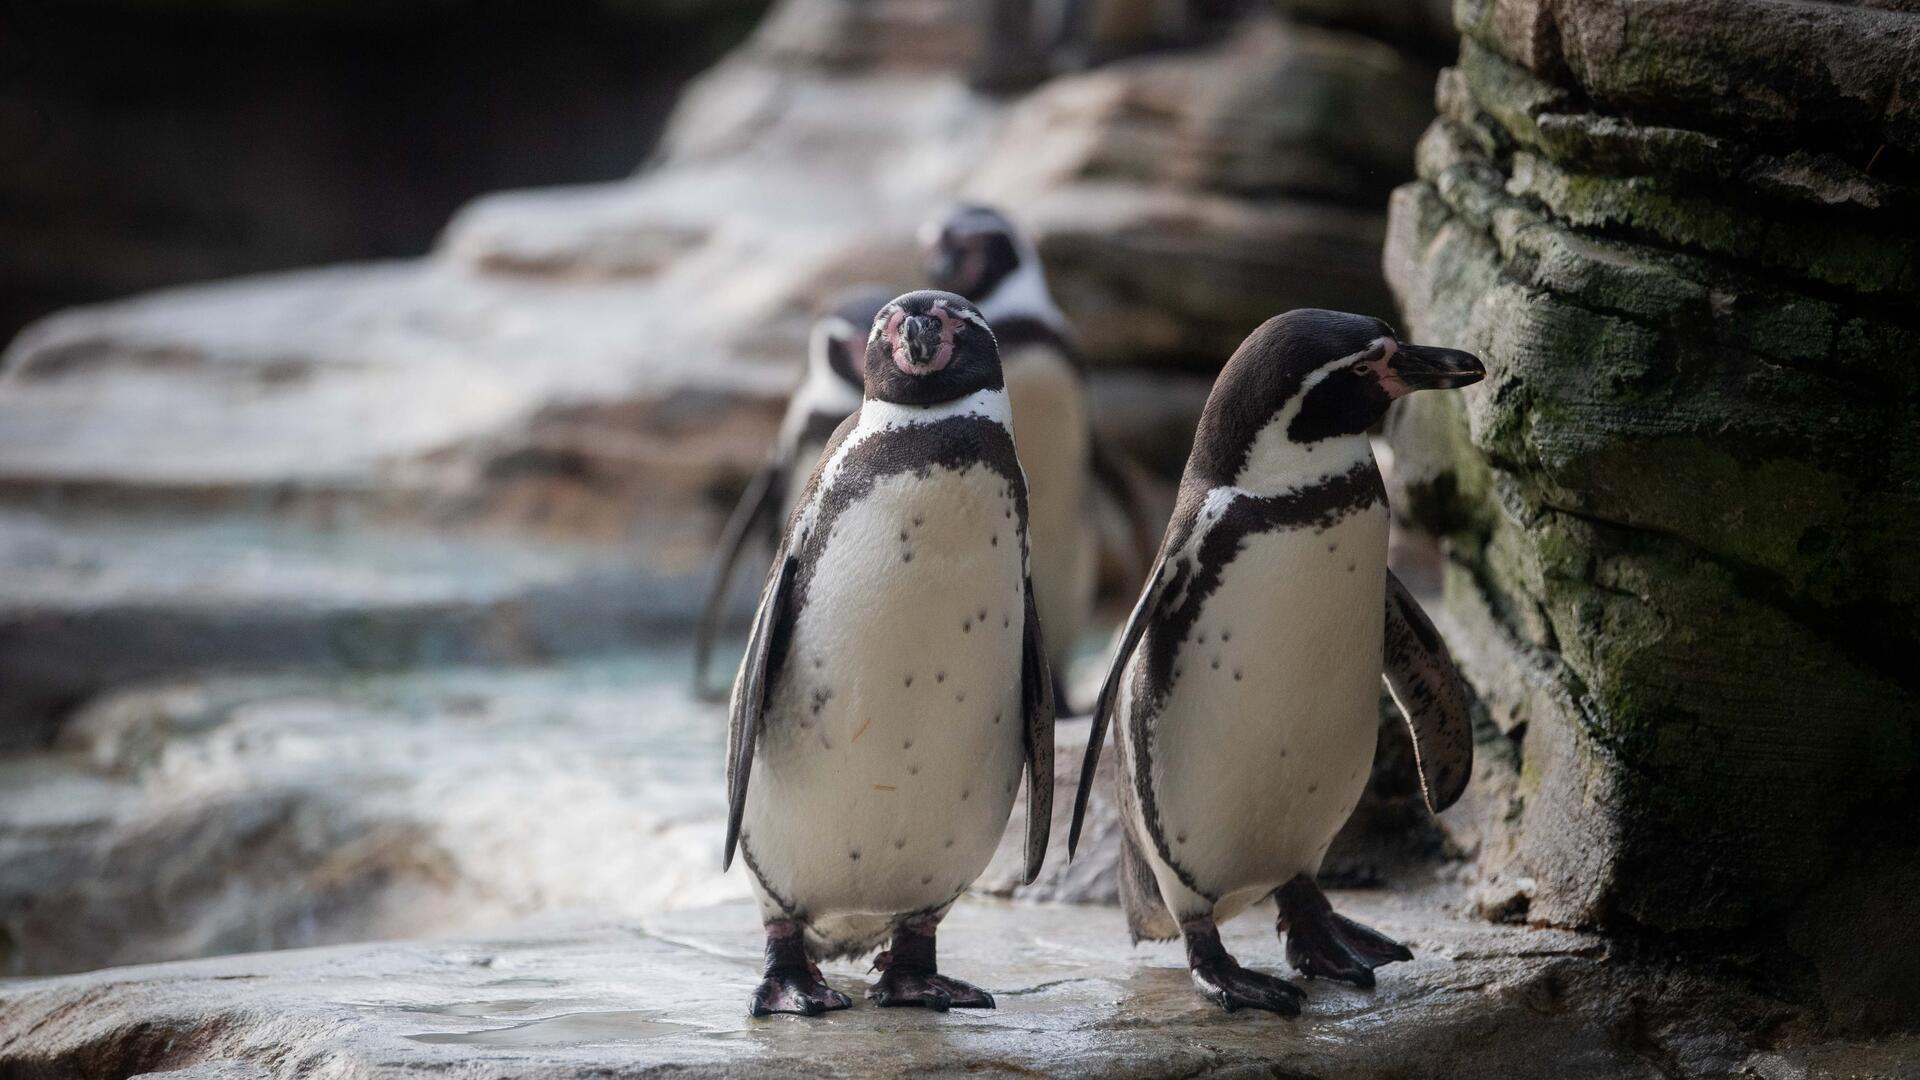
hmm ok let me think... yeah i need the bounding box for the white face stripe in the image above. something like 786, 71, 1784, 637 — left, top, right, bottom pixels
1232, 339, 1391, 492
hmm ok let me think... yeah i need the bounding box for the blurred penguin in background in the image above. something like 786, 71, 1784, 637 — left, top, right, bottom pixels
922, 204, 1156, 707
693, 285, 894, 699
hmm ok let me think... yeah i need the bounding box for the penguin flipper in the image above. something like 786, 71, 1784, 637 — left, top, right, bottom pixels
723, 547, 796, 873
1087, 436, 1159, 576
693, 454, 787, 700
1381, 569, 1474, 814
1019, 577, 1056, 884
1069, 551, 1182, 856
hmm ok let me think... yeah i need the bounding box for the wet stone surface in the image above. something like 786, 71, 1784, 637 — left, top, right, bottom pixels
11, 890, 1899, 1079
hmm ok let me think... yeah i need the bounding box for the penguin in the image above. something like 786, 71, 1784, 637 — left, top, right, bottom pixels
692, 285, 895, 699
724, 289, 1055, 1016
921, 204, 1157, 700
1065, 309, 1483, 1014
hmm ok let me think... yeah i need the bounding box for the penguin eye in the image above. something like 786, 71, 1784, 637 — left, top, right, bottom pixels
1349, 360, 1371, 376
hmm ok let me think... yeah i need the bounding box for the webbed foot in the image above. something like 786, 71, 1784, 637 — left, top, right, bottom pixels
866, 967, 995, 1011
750, 965, 853, 1017
750, 920, 852, 1018
1276, 875, 1413, 989
1183, 915, 1303, 1015
863, 919, 995, 1011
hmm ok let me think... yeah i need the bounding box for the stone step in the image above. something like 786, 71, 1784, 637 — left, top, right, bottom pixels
1, 890, 1880, 1079
0, 513, 733, 750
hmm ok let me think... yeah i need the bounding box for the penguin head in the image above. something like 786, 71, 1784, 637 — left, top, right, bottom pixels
809, 284, 893, 393
1194, 309, 1484, 480
920, 204, 1025, 302
863, 290, 1003, 406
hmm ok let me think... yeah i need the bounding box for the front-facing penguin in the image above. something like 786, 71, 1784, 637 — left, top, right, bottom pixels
725, 289, 1054, 1016
1067, 309, 1483, 1014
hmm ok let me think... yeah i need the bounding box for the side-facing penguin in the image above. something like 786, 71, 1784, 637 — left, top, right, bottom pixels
1067, 309, 1483, 1014
692, 285, 895, 699
922, 204, 1156, 698
725, 290, 1055, 1016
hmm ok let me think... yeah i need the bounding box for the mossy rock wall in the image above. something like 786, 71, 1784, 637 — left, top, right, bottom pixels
1384, 0, 1920, 1031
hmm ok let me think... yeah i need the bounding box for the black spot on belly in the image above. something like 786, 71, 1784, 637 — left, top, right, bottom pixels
944, 838, 954, 848
922, 875, 934, 885
849, 850, 861, 861
963, 619, 972, 633
894, 838, 906, 850
909, 764, 920, 775
1233, 669, 1243, 681
955, 690, 966, 703
1308, 783, 1318, 795
1211, 658, 1220, 670
991, 534, 998, 546
905, 674, 914, 687
961, 788, 970, 800
936, 671, 945, 683
904, 551, 914, 563
994, 712, 1002, 725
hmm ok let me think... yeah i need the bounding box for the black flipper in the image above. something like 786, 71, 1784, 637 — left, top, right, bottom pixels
1382, 569, 1474, 813
692, 455, 787, 701
1020, 576, 1056, 884
1068, 551, 1182, 856
722, 546, 795, 873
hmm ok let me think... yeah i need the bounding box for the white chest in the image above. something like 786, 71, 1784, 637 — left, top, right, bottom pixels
1123, 502, 1388, 903
743, 462, 1029, 918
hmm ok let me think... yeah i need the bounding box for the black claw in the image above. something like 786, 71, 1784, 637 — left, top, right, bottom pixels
1277, 877, 1413, 989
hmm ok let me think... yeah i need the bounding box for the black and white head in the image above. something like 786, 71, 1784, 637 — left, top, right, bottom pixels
809, 284, 894, 393
919, 204, 1031, 305
1190, 309, 1485, 484
863, 290, 1003, 407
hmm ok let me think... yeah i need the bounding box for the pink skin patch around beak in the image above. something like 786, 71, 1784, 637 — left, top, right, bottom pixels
884, 304, 959, 376
1358, 338, 1413, 399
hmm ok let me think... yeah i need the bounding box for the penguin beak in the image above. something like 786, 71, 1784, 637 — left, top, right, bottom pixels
903, 314, 944, 367
1388, 342, 1485, 393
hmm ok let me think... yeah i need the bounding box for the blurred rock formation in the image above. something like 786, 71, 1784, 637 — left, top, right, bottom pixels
0, 0, 1456, 977
1384, 0, 1920, 1033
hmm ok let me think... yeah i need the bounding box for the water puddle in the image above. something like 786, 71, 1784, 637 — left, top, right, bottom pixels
405, 1009, 695, 1046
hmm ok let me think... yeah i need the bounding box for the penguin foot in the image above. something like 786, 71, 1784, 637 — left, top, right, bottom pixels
1276, 875, 1413, 989
864, 920, 994, 1011
1188, 958, 1306, 1015
750, 921, 852, 1018
865, 968, 996, 1011
1183, 915, 1303, 1015
749, 965, 853, 1018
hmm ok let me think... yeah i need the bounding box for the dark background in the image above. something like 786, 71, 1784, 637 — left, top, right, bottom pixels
0, 0, 766, 341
